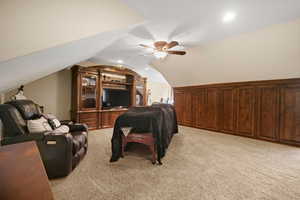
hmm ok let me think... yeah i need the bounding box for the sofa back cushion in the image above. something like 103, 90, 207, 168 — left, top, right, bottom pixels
27, 117, 53, 134
6, 100, 41, 120
0, 104, 27, 137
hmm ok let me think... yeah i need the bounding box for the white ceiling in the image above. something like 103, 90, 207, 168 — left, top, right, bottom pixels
1, 0, 300, 92
90, 0, 300, 83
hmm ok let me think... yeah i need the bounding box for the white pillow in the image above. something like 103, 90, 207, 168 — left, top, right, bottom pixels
52, 118, 61, 128
52, 125, 70, 134
27, 117, 53, 134
43, 114, 61, 129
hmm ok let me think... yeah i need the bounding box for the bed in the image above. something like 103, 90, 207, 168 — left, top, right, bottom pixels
110, 103, 178, 164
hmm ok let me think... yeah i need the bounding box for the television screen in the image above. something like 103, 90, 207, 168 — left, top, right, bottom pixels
102, 88, 130, 109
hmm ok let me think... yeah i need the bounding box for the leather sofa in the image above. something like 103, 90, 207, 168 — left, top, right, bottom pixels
0, 100, 88, 178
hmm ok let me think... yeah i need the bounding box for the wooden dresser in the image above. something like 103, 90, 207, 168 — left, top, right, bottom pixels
0, 141, 54, 200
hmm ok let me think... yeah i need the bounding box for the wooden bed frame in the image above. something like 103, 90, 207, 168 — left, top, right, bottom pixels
121, 133, 157, 164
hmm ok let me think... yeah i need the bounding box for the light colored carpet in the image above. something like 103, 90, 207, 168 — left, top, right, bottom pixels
50, 126, 300, 200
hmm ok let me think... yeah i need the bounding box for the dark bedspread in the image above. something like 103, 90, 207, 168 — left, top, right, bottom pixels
110, 103, 178, 164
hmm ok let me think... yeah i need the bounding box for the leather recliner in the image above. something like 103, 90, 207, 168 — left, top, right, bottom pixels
0, 100, 88, 179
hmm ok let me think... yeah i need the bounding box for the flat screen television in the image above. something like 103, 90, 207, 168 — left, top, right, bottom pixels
102, 88, 130, 109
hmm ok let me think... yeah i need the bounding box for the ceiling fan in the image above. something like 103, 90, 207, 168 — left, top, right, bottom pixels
139, 41, 186, 58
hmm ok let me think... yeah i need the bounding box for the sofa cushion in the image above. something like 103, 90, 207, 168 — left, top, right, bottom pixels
0, 104, 27, 136
7, 100, 42, 120
27, 117, 53, 133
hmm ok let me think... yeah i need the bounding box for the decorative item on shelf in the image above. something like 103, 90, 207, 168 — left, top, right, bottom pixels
89, 78, 96, 86
82, 78, 88, 86
11, 85, 27, 100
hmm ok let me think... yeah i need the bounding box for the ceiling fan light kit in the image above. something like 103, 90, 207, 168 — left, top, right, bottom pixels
154, 51, 168, 59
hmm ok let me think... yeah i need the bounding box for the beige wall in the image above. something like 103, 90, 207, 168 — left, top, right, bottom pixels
4, 70, 72, 120
3, 69, 171, 119
153, 18, 300, 87
0, 0, 143, 62
147, 81, 172, 104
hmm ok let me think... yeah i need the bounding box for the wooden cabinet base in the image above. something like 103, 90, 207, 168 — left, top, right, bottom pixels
73, 109, 128, 130
174, 78, 300, 147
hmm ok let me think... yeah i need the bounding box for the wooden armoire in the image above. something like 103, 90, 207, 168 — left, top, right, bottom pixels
71, 65, 147, 130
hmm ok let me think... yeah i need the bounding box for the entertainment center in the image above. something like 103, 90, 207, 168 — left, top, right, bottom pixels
71, 65, 147, 129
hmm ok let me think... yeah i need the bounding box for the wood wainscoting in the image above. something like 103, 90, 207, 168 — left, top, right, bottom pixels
174, 78, 300, 146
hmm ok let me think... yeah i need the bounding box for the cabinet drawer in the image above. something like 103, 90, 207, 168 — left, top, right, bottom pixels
79, 112, 97, 120
80, 118, 97, 123
80, 120, 97, 129
79, 113, 98, 129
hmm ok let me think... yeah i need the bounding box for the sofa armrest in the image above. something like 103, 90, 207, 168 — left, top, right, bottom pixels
1, 132, 74, 178
68, 123, 88, 132
37, 133, 74, 178
1, 133, 45, 145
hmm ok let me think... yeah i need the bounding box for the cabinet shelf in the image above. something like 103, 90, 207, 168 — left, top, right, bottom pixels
102, 80, 132, 85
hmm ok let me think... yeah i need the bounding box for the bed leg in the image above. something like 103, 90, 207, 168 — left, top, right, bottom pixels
121, 135, 126, 158
149, 144, 156, 165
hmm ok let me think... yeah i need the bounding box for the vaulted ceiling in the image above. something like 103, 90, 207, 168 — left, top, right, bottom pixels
1, 0, 300, 92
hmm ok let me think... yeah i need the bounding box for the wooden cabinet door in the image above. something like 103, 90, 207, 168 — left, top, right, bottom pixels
219, 87, 237, 133
79, 73, 99, 110
101, 112, 111, 128
192, 89, 206, 128
256, 86, 279, 141
101, 111, 126, 128
205, 88, 219, 130
280, 85, 300, 143
183, 91, 193, 126
79, 112, 98, 129
111, 111, 122, 127
174, 90, 185, 125
236, 87, 256, 137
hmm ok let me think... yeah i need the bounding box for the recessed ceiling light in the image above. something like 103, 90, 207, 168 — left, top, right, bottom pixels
145, 67, 150, 71
223, 12, 236, 23
117, 60, 123, 64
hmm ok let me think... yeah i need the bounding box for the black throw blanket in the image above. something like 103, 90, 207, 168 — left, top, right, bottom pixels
110, 104, 178, 164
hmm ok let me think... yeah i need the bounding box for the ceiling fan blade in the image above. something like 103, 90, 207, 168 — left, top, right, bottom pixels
166, 41, 179, 49
139, 44, 153, 49
167, 50, 186, 55
154, 41, 168, 50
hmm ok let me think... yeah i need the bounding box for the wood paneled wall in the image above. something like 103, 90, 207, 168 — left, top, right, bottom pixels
174, 78, 300, 146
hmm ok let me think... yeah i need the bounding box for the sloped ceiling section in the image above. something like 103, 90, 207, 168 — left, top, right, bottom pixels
152, 19, 300, 87
0, 0, 143, 93
0, 0, 143, 62
0, 30, 127, 93
92, 0, 300, 85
